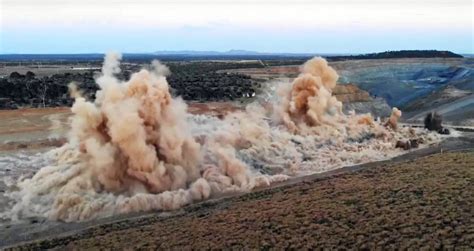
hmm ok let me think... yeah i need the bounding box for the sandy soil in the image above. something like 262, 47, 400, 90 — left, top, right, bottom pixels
0, 108, 70, 135
0, 108, 70, 146
0, 103, 241, 151
6, 151, 473, 250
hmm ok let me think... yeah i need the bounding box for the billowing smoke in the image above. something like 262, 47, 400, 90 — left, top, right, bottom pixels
274, 57, 342, 133
1, 54, 442, 222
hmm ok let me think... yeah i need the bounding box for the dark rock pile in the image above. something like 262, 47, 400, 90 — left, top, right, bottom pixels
166, 62, 261, 101
0, 62, 262, 109
395, 138, 423, 150
424, 112, 450, 135
168, 72, 258, 101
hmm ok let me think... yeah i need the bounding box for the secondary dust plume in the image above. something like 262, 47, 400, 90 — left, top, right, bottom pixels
1, 54, 442, 222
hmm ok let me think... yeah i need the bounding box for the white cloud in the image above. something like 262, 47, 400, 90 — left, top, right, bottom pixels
1, 1, 471, 31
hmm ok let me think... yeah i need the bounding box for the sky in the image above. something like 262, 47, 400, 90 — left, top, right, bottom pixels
0, 0, 472, 54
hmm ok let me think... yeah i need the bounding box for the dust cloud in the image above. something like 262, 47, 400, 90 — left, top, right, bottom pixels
1, 54, 441, 222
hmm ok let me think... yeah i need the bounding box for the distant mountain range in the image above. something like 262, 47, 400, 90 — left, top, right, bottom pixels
152, 49, 328, 56
152, 50, 464, 58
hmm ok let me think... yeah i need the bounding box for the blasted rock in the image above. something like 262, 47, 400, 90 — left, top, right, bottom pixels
395, 138, 422, 150
424, 112, 450, 135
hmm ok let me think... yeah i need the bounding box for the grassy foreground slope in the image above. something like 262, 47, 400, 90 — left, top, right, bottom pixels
13, 152, 474, 250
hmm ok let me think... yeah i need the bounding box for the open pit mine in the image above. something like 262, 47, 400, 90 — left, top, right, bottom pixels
0, 54, 447, 223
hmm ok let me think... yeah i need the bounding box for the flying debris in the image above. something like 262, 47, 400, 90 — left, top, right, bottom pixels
424, 112, 450, 135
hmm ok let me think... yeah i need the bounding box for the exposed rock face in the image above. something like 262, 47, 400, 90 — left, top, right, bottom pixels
404, 85, 472, 112
333, 83, 370, 102
333, 83, 391, 117
339, 62, 474, 108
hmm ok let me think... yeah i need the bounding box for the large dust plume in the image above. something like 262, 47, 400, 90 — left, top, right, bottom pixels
1, 54, 442, 222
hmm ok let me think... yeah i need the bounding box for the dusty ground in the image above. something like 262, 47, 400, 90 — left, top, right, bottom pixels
0, 108, 69, 151
0, 103, 241, 151
187, 101, 242, 118
7, 151, 473, 250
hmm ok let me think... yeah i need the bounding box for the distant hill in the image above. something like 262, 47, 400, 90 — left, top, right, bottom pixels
154, 50, 463, 59
328, 50, 463, 61
152, 50, 321, 57
153, 49, 266, 56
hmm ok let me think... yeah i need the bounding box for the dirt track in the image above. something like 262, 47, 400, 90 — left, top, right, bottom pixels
8, 151, 473, 250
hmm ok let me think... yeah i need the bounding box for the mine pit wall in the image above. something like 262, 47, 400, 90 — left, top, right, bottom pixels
223, 65, 392, 118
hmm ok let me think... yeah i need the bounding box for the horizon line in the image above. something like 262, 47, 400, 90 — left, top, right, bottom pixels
0, 49, 471, 56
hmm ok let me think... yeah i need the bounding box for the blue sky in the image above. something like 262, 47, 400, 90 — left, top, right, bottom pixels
0, 0, 472, 54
